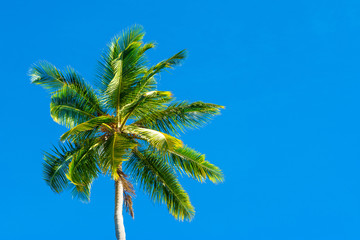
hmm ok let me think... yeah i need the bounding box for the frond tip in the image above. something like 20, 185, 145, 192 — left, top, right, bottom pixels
168, 146, 224, 183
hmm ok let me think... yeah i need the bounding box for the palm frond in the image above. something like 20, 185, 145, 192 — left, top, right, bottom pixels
167, 146, 224, 183
134, 101, 224, 136
96, 26, 148, 109
99, 133, 137, 179
70, 182, 92, 202
102, 44, 149, 112
43, 141, 81, 193
149, 49, 187, 73
127, 92, 172, 121
66, 141, 99, 184
64, 139, 103, 202
120, 49, 187, 112
140, 42, 156, 55
66, 140, 100, 195
118, 25, 145, 52
50, 85, 99, 128
30, 61, 64, 91
119, 91, 173, 129
60, 116, 115, 141
125, 149, 195, 221
125, 125, 183, 152
30, 62, 103, 113
131, 50, 187, 102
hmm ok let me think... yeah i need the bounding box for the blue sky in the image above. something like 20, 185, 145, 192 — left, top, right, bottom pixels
1, 0, 360, 239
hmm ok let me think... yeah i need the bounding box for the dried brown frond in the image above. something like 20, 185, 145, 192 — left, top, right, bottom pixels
118, 168, 135, 218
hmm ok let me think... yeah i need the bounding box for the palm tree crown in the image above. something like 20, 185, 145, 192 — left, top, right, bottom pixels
30, 25, 224, 223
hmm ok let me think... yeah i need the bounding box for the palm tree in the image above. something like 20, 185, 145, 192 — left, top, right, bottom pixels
30, 25, 224, 240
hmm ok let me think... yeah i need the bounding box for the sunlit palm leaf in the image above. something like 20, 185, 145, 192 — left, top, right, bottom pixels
125, 125, 183, 152
140, 42, 156, 55
60, 115, 115, 141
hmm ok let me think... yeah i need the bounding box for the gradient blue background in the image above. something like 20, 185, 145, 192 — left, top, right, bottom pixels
1, 0, 360, 239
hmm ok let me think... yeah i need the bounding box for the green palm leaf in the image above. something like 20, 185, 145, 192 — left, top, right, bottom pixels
30, 62, 102, 113
131, 50, 187, 102
134, 101, 224, 136
99, 133, 137, 179
50, 85, 99, 128
119, 91, 172, 129
125, 125, 183, 152
97, 26, 148, 110
60, 115, 115, 141
140, 42, 156, 54
43, 141, 81, 193
30, 61, 64, 90
96, 25, 144, 93
70, 183, 92, 202
66, 140, 100, 188
126, 149, 195, 221
167, 146, 224, 183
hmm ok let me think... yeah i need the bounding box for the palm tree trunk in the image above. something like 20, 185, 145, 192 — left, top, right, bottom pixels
115, 178, 126, 240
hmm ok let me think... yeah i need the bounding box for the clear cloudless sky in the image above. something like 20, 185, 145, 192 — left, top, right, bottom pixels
1, 0, 360, 239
